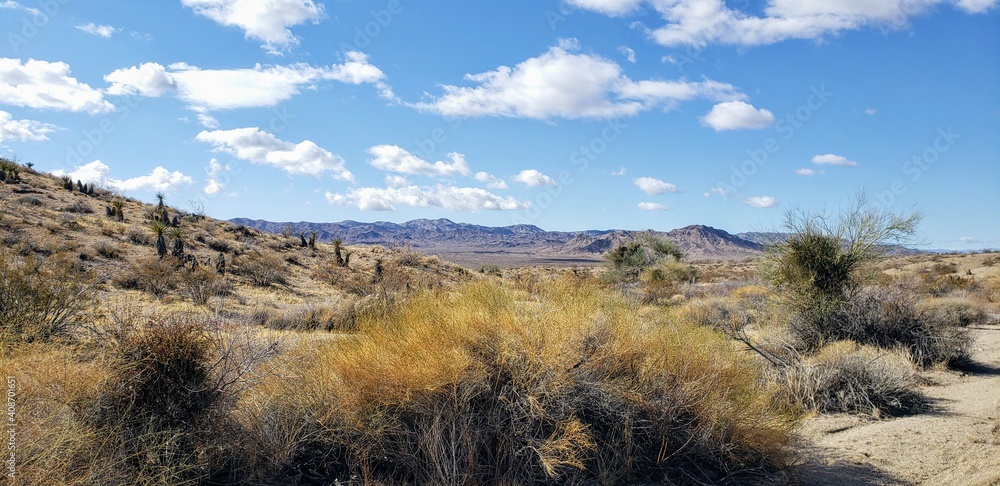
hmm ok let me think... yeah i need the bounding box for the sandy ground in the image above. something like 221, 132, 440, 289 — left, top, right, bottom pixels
792, 322, 1000, 485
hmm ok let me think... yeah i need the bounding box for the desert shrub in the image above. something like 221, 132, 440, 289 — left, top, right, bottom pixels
0, 251, 94, 344
90, 313, 278, 483
917, 297, 992, 328
116, 256, 178, 298
829, 286, 972, 367
253, 280, 795, 484
92, 239, 123, 260
983, 255, 997, 267
603, 235, 696, 302
207, 237, 234, 254
17, 195, 41, 206
265, 300, 358, 332
179, 265, 232, 305
231, 251, 289, 287
479, 263, 503, 277
776, 341, 926, 417
62, 201, 93, 214
127, 228, 153, 246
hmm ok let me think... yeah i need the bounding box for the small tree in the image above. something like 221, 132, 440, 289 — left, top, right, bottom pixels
155, 191, 167, 209
760, 191, 922, 348
333, 238, 346, 267
110, 197, 125, 222
603, 234, 694, 301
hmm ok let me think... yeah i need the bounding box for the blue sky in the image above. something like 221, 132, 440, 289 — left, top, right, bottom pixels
1, 0, 997, 249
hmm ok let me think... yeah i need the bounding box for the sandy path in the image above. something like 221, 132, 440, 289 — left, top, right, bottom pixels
792, 324, 1000, 485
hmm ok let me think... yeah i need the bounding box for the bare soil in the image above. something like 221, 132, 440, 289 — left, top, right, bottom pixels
792, 323, 1000, 485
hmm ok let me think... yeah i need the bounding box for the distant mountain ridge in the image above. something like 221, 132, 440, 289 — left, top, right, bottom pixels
231, 218, 767, 265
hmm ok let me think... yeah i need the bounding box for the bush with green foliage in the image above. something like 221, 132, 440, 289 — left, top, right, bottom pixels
603, 235, 695, 301
231, 251, 290, 287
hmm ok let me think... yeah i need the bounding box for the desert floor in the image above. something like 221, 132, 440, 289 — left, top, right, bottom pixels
793, 321, 1000, 485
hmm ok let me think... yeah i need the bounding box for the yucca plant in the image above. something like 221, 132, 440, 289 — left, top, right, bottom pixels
110, 197, 125, 222
151, 221, 168, 258
170, 228, 185, 258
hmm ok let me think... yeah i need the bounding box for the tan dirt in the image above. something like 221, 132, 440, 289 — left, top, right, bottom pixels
792, 323, 1000, 485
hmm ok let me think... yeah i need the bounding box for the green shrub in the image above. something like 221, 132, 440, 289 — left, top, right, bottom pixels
17, 195, 41, 206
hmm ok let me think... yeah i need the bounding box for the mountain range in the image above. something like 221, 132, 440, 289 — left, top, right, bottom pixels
231, 218, 769, 266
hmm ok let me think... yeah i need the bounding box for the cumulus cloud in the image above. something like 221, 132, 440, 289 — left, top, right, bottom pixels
794, 168, 825, 176
610, 167, 627, 176
638, 202, 669, 211
367, 145, 471, 177
326, 185, 530, 212
51, 160, 193, 192
76, 23, 118, 38
701, 101, 774, 131
633, 176, 677, 195
104, 52, 389, 111
0, 110, 59, 143
411, 41, 744, 120
474, 171, 508, 189
512, 169, 556, 187
569, 0, 1000, 47
0, 58, 113, 114
384, 175, 411, 187
743, 196, 778, 208
196, 127, 354, 181
181, 0, 325, 54
812, 153, 857, 166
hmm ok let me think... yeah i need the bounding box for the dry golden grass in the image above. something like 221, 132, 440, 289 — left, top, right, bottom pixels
245, 278, 797, 484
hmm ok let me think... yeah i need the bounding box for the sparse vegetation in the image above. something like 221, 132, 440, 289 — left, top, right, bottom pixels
0, 250, 94, 344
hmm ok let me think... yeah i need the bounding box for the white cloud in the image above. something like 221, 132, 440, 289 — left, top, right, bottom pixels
958, 236, 978, 243
864, 108, 877, 115
411, 42, 744, 120
618, 45, 637, 63
0, 110, 58, 142
384, 175, 411, 187
638, 202, 669, 211
0, 1, 40, 16
367, 145, 471, 177
181, 0, 325, 54
794, 168, 825, 176
633, 176, 677, 195
104, 52, 388, 111
701, 101, 774, 131
196, 127, 353, 181
197, 113, 220, 129
743, 196, 778, 208
512, 169, 556, 187
51, 160, 193, 192
204, 158, 228, 194
610, 167, 627, 176
706, 187, 728, 197
114, 166, 195, 192
326, 185, 530, 212
570, 0, 1000, 47
474, 171, 508, 189
0, 58, 113, 114
76, 23, 118, 38
812, 153, 857, 166
566, 0, 644, 16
